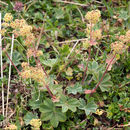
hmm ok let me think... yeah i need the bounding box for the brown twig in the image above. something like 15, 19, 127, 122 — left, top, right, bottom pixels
36, 21, 44, 50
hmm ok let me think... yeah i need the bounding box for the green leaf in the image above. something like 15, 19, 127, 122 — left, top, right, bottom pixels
56, 95, 80, 112
41, 58, 58, 68
102, 0, 113, 17
40, 99, 66, 128
119, 10, 129, 21
88, 61, 99, 74
35, 12, 43, 20
66, 67, 73, 76
92, 61, 98, 70
67, 83, 83, 95
59, 45, 70, 57
24, 112, 38, 125
96, 71, 113, 92
54, 9, 64, 19
0, 115, 4, 121
49, 84, 63, 95
29, 91, 44, 109
79, 99, 97, 115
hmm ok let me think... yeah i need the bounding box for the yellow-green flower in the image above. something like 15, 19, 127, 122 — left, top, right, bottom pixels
30, 119, 42, 129
4, 124, 17, 130
85, 10, 101, 24
3, 13, 13, 22
2, 22, 9, 27
0, 29, 6, 36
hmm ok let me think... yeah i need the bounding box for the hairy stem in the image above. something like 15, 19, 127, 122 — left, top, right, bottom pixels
85, 54, 116, 94
5, 52, 20, 73
93, 54, 116, 92
45, 85, 54, 98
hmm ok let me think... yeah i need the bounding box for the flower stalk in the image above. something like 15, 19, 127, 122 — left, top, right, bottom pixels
82, 22, 92, 85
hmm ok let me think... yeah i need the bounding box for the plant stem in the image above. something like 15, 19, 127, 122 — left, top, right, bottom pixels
82, 22, 93, 85
32, 42, 48, 77
32, 42, 53, 97
5, 51, 20, 73
0, 12, 4, 117
93, 54, 116, 92
85, 54, 116, 94
3, 39, 20, 74
45, 85, 54, 98
6, 34, 14, 118
82, 47, 91, 85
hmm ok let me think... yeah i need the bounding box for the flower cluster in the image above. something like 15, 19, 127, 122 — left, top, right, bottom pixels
84, 10, 102, 47
0, 28, 6, 36
111, 31, 129, 54
1, 13, 37, 47
95, 109, 104, 116
21, 62, 29, 68
82, 39, 90, 49
92, 29, 102, 40
10, 19, 26, 29
20, 24, 32, 37
30, 119, 42, 129
111, 41, 127, 54
4, 124, 17, 130
36, 50, 43, 57
0, 13, 13, 36
1, 13, 48, 99
20, 63, 45, 84
118, 30, 130, 44
27, 48, 43, 58
2, 14, 34, 44
26, 48, 35, 58
3, 13, 13, 22
1, 22, 9, 28
24, 33, 35, 47
85, 10, 101, 24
